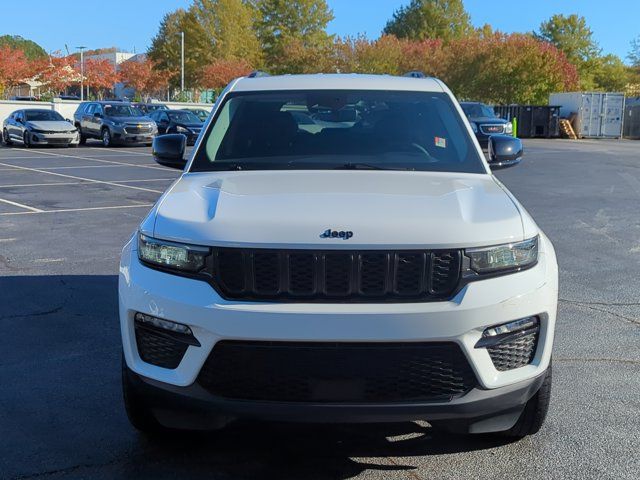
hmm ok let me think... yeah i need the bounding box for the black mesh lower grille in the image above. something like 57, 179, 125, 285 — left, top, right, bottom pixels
212, 248, 462, 302
487, 330, 538, 371
135, 324, 189, 369
197, 341, 477, 403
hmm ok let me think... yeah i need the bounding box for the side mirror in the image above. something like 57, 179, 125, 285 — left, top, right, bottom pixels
153, 134, 187, 170
93, 112, 102, 118
487, 135, 523, 170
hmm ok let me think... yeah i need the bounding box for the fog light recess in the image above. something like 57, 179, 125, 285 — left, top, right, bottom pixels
475, 316, 540, 371
133, 313, 200, 369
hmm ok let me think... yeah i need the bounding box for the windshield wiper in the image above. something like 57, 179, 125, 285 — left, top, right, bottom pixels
333, 163, 411, 171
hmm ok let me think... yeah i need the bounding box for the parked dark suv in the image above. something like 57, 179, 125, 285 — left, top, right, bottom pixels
148, 109, 204, 145
460, 102, 513, 148
73, 101, 157, 147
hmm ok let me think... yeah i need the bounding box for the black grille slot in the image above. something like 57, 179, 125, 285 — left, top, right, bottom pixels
288, 253, 316, 295
212, 248, 461, 302
359, 253, 387, 295
198, 341, 477, 403
324, 253, 352, 296
488, 329, 539, 371
253, 252, 280, 294
135, 324, 189, 369
430, 252, 461, 295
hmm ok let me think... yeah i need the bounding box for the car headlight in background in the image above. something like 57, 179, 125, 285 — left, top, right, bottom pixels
465, 236, 538, 274
470, 121, 478, 133
138, 233, 210, 273
504, 122, 513, 134
176, 125, 189, 133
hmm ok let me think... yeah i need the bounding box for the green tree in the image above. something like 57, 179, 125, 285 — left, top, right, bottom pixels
590, 54, 630, 92
537, 14, 600, 88
0, 35, 47, 60
192, 0, 262, 66
148, 8, 212, 89
628, 35, 640, 66
254, 0, 334, 73
383, 0, 472, 42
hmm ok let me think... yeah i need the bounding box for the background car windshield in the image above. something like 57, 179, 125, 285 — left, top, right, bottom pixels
25, 111, 65, 122
462, 103, 497, 118
104, 105, 141, 117
168, 111, 201, 123
193, 90, 485, 173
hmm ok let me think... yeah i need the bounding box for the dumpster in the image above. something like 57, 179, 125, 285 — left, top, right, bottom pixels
549, 92, 624, 138
623, 99, 640, 139
493, 105, 560, 138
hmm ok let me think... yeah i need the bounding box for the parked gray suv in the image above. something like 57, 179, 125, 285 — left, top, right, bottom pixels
73, 101, 157, 147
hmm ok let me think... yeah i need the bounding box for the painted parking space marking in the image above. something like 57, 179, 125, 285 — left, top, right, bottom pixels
0, 178, 174, 189
0, 162, 163, 194
0, 203, 154, 216
22, 148, 166, 170
86, 146, 153, 156
0, 197, 44, 213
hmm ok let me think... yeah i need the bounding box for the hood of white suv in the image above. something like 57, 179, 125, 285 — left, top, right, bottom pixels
148, 170, 532, 249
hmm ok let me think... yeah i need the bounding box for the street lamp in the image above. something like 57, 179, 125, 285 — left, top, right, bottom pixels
76, 46, 86, 101
180, 32, 185, 93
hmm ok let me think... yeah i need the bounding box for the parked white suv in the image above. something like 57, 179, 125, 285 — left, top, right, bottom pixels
119, 73, 558, 438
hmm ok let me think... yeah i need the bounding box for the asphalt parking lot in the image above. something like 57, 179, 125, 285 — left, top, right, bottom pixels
0, 138, 639, 479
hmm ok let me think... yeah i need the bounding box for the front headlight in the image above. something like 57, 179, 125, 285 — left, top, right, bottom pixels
176, 125, 189, 133
504, 122, 513, 134
138, 233, 210, 273
465, 236, 538, 274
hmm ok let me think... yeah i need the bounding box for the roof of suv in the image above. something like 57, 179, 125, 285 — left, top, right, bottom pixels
230, 73, 445, 93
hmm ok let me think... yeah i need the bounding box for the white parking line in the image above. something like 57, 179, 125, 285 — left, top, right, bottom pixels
87, 146, 153, 156
0, 197, 44, 213
0, 203, 154, 216
0, 162, 163, 194
0, 178, 174, 189
24, 148, 166, 170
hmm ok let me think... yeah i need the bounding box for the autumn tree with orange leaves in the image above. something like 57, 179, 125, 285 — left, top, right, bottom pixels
198, 58, 252, 89
34, 53, 78, 98
0, 46, 36, 98
84, 58, 119, 99
118, 58, 170, 101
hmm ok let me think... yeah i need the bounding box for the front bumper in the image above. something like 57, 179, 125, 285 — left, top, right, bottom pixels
112, 126, 156, 144
119, 234, 558, 424
125, 361, 547, 432
30, 132, 79, 146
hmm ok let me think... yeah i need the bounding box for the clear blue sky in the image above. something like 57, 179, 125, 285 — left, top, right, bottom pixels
0, 0, 637, 61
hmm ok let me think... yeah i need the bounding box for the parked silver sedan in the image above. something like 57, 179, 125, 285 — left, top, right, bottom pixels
2, 109, 80, 148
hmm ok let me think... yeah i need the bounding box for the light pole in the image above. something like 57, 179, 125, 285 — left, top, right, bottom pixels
180, 31, 185, 93
76, 46, 86, 101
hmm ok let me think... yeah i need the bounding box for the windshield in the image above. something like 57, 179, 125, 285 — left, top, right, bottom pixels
104, 105, 143, 117
168, 111, 202, 123
191, 90, 485, 173
461, 103, 496, 118
25, 110, 65, 122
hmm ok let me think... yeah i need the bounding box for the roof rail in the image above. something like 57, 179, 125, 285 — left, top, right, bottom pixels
403, 71, 426, 78
247, 70, 270, 78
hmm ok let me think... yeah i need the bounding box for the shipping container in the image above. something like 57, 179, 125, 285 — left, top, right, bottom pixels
494, 105, 560, 138
548, 92, 624, 138
623, 103, 640, 139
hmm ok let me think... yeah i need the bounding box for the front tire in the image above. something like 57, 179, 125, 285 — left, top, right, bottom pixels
501, 362, 552, 438
101, 128, 112, 147
2, 129, 12, 146
122, 356, 165, 434
76, 125, 86, 145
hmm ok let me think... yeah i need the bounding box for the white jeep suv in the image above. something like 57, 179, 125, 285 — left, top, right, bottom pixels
119, 73, 558, 438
